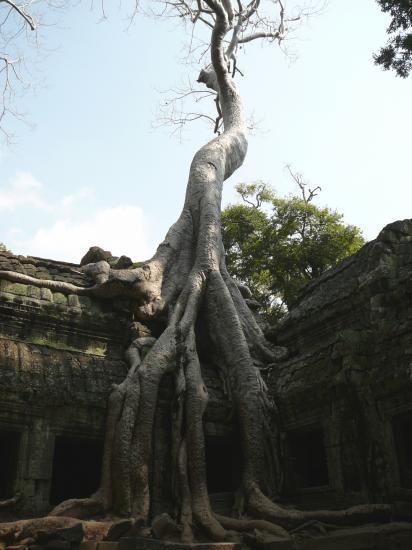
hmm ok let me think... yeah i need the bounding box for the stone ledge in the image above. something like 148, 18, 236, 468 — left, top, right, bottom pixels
77, 524, 412, 550
78, 540, 241, 550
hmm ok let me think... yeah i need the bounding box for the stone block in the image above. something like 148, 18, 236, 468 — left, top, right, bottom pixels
78, 543, 98, 550
104, 520, 134, 542
7, 282, 27, 296
27, 286, 41, 299
97, 543, 120, 550
37, 271, 51, 280
54, 522, 84, 542
53, 293, 67, 306
259, 541, 293, 550
44, 541, 71, 549
383, 531, 412, 550
296, 530, 376, 550
68, 295, 81, 308
79, 296, 92, 309
0, 279, 11, 292
40, 288, 53, 301
120, 538, 240, 550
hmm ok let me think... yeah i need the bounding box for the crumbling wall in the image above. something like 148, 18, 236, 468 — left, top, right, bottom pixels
0, 252, 131, 516
4, 219, 412, 518
0, 252, 235, 518
269, 220, 412, 509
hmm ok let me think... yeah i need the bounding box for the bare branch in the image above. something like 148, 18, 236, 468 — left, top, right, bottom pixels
238, 30, 281, 43
151, 0, 321, 137
285, 164, 321, 203
213, 92, 222, 133
0, 0, 36, 31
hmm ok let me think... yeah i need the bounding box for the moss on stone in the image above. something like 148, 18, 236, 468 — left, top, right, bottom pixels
23, 336, 107, 357
27, 285, 41, 299
40, 288, 53, 301
53, 292, 67, 305
68, 295, 81, 308
0, 280, 27, 296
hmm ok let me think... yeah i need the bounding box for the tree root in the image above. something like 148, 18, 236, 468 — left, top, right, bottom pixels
246, 484, 392, 530
49, 497, 105, 519
0, 494, 22, 510
214, 513, 290, 539
0, 269, 97, 294
289, 519, 340, 536
0, 260, 395, 543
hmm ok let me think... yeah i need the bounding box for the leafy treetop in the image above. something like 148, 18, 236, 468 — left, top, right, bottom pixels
222, 173, 365, 321
374, 0, 412, 77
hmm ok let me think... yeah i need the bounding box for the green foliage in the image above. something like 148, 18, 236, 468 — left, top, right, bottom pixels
374, 0, 412, 77
222, 181, 365, 321
0, 243, 9, 253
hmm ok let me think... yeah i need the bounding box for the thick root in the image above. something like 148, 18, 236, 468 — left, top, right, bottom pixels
49, 497, 104, 519
0, 270, 96, 294
247, 485, 392, 530
184, 330, 227, 542
214, 513, 289, 539
0, 494, 22, 510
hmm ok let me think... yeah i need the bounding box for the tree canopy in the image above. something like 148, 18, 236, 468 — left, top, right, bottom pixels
222, 175, 365, 321
374, 0, 412, 77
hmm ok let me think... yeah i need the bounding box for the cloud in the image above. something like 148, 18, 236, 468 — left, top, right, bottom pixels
0, 172, 93, 214
15, 205, 154, 263
0, 172, 46, 211
59, 187, 94, 210
2, 171, 154, 263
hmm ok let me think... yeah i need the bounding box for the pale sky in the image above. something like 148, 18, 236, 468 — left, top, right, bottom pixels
0, 0, 411, 263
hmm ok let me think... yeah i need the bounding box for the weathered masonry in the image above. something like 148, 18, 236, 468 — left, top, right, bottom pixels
2, 219, 412, 519
0, 254, 128, 516
0, 254, 239, 518
269, 219, 412, 510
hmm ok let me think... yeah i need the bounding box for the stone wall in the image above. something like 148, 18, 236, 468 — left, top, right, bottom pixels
0, 252, 236, 518
269, 220, 412, 509
0, 252, 131, 516
3, 220, 412, 519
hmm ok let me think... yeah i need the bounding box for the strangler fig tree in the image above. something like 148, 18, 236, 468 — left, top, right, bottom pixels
0, 0, 392, 543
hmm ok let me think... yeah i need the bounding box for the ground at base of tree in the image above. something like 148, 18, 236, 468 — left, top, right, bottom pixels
4, 522, 412, 550
3, 516, 412, 550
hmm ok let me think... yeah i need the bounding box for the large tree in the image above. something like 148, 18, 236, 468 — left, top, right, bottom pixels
222, 178, 364, 321
374, 0, 412, 77
0, 0, 390, 544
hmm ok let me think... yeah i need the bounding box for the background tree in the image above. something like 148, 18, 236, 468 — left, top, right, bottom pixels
222, 170, 364, 321
374, 0, 412, 77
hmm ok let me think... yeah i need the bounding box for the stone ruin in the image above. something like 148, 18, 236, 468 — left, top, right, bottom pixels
2, 220, 412, 548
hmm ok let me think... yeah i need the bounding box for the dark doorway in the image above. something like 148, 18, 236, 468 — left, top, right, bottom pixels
50, 436, 103, 505
393, 411, 412, 489
287, 426, 329, 490
205, 433, 241, 494
0, 430, 21, 498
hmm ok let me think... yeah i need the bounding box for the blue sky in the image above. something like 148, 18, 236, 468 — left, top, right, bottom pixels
0, 0, 411, 263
